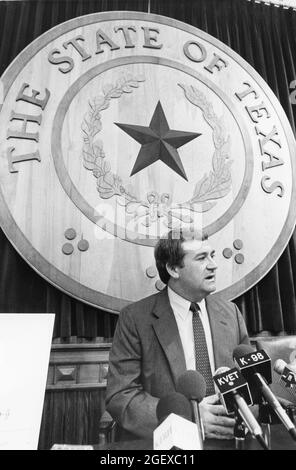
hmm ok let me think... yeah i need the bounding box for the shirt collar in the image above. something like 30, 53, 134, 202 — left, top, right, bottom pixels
168, 286, 206, 320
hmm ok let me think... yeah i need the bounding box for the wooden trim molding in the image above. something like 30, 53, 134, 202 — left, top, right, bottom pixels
46, 342, 111, 391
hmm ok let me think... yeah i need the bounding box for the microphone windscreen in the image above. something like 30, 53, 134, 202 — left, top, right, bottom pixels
274, 359, 287, 375
156, 392, 192, 424
233, 344, 255, 360
176, 370, 207, 402
214, 366, 230, 376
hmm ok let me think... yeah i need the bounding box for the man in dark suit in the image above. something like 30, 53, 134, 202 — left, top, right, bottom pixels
106, 229, 250, 440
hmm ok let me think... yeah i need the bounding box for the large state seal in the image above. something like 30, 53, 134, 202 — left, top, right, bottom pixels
0, 11, 295, 312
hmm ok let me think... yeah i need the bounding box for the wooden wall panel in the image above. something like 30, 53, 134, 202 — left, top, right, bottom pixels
38, 343, 110, 450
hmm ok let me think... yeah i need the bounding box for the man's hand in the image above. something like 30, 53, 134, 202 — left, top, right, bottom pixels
199, 394, 235, 440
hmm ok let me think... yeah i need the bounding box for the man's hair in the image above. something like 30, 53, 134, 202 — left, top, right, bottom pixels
154, 228, 208, 285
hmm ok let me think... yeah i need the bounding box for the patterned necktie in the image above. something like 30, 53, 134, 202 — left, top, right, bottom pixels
190, 302, 215, 396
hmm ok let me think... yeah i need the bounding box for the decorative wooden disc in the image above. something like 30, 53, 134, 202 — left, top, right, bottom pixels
0, 11, 295, 312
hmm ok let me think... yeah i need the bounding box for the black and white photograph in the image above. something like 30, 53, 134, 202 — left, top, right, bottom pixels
0, 0, 296, 454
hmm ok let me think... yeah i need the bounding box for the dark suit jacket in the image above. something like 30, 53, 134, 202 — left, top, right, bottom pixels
106, 289, 250, 438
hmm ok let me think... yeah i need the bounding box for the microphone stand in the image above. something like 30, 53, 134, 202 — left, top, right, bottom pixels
259, 396, 296, 449
258, 399, 272, 450
191, 400, 204, 450
234, 412, 246, 450
232, 396, 269, 450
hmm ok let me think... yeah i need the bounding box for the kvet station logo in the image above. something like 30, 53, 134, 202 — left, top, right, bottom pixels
0, 11, 295, 311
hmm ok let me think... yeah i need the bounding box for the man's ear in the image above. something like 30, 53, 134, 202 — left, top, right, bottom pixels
166, 263, 179, 279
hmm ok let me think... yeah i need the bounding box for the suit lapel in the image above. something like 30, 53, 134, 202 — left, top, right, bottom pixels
206, 295, 229, 370
152, 289, 187, 387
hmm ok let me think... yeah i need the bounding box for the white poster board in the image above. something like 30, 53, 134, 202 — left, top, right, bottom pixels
0, 314, 55, 450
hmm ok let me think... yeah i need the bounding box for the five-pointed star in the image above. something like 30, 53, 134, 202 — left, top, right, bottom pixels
114, 101, 201, 180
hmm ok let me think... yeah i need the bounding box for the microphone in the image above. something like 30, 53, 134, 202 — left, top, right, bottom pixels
214, 367, 247, 449
156, 392, 192, 424
153, 392, 202, 450
274, 359, 296, 387
176, 370, 207, 446
233, 345, 272, 403
273, 359, 296, 407
214, 366, 253, 412
233, 345, 296, 442
213, 366, 268, 450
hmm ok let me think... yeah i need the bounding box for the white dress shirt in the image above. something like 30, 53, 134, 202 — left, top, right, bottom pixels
167, 286, 216, 374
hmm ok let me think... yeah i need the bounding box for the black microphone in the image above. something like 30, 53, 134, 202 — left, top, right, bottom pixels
154, 392, 202, 450
233, 345, 272, 402
176, 370, 206, 446
233, 345, 296, 442
213, 366, 247, 447
213, 366, 268, 450
156, 392, 192, 424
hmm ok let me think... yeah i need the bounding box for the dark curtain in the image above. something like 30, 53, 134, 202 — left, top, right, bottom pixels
0, 0, 296, 337
38, 389, 106, 449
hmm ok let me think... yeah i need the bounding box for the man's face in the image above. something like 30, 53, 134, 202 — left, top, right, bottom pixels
174, 239, 217, 301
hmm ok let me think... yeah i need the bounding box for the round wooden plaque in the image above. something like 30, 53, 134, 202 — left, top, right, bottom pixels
0, 11, 295, 312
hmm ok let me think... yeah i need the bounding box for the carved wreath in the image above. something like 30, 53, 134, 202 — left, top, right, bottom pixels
81, 74, 232, 228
